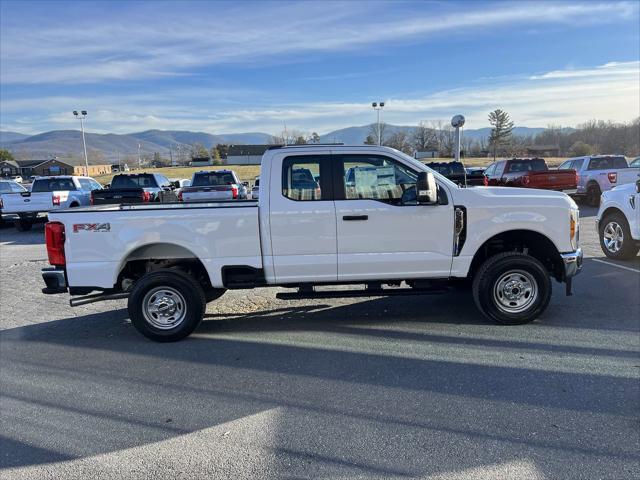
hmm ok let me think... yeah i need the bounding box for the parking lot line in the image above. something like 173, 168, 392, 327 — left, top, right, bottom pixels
590, 258, 640, 273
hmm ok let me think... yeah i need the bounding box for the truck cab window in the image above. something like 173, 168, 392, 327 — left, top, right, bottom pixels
340, 155, 417, 205
282, 157, 323, 201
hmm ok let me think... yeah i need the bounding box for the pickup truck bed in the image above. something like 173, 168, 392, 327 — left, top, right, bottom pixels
485, 158, 576, 192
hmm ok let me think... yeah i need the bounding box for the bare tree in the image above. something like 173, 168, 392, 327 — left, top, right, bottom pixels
413, 121, 438, 152
385, 131, 413, 155
368, 122, 388, 146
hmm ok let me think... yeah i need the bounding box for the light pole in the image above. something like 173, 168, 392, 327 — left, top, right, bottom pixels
73, 110, 89, 176
371, 102, 385, 146
451, 114, 466, 186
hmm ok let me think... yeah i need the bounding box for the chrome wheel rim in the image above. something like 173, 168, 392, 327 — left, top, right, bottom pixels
142, 287, 187, 330
493, 270, 538, 314
603, 221, 624, 253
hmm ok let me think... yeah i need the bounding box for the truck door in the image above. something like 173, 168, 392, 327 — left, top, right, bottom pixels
268, 154, 337, 283
333, 153, 454, 281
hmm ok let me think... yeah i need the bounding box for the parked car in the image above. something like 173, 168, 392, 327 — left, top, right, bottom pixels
483, 158, 577, 192
180, 170, 248, 202
170, 178, 191, 201
424, 161, 485, 186
41, 145, 581, 342
596, 178, 640, 259
0, 176, 102, 231
0, 179, 28, 225
251, 176, 260, 200
91, 173, 174, 205
560, 155, 640, 207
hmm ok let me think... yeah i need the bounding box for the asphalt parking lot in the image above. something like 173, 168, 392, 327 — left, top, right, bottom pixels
1, 205, 638, 479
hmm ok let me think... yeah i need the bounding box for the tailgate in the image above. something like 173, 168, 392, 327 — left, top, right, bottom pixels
528, 170, 577, 190
0, 192, 52, 214
92, 188, 144, 205
182, 187, 233, 201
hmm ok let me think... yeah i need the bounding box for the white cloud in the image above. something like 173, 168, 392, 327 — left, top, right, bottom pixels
1, 1, 638, 84
2, 61, 638, 135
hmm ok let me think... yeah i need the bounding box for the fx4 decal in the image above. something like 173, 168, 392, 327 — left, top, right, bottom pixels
73, 223, 111, 233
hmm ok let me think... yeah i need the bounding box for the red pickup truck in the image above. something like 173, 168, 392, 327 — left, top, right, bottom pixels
484, 158, 577, 192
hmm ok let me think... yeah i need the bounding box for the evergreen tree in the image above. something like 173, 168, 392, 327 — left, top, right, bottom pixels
488, 109, 514, 159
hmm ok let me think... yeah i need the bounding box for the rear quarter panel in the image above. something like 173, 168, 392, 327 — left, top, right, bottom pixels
50, 204, 261, 289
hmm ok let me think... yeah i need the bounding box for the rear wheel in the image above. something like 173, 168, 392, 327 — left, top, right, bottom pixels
599, 212, 639, 260
586, 183, 601, 207
128, 270, 206, 342
472, 252, 551, 325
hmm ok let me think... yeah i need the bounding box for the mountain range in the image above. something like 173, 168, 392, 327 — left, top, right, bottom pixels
1, 125, 550, 162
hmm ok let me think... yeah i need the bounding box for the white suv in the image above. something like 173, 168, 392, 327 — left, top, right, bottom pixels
596, 178, 640, 259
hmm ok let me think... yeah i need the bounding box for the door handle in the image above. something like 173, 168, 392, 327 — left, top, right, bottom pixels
343, 215, 368, 221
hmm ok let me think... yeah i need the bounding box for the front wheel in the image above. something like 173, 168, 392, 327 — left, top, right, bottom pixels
128, 270, 206, 342
599, 212, 639, 260
472, 252, 552, 325
586, 183, 601, 207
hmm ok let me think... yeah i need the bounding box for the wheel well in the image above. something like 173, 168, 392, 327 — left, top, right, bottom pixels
116, 243, 213, 293
599, 206, 624, 223
587, 180, 600, 191
469, 230, 564, 281
69, 202, 79, 207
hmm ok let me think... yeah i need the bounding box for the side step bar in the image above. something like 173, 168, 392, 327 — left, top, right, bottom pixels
276, 287, 448, 301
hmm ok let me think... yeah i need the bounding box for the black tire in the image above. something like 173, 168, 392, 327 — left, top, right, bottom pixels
599, 211, 639, 260
69, 202, 79, 208
14, 219, 33, 231
205, 288, 226, 303
472, 252, 552, 325
128, 270, 206, 342
586, 183, 601, 207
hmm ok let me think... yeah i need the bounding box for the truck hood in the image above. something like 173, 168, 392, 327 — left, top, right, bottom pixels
453, 186, 578, 209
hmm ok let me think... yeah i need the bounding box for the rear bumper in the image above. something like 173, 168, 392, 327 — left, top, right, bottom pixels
560, 248, 583, 279
42, 267, 68, 294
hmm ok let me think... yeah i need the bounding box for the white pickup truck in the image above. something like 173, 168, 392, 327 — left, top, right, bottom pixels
1, 175, 102, 230
41, 146, 582, 341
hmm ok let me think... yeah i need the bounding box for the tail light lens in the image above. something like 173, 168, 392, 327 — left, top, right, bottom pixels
90, 191, 94, 206
142, 191, 151, 202
177, 190, 183, 201
575, 171, 579, 186
0, 197, 3, 209
52, 194, 61, 206
607, 172, 617, 183
521, 175, 530, 186
483, 175, 488, 186
231, 186, 238, 199
45, 222, 66, 266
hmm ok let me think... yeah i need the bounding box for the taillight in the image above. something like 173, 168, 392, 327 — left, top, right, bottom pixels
142, 191, 151, 202
0, 197, 3, 209
607, 172, 617, 183
52, 194, 61, 206
177, 190, 183, 201
575, 171, 579, 185
231, 186, 238, 199
45, 222, 66, 266
483, 175, 488, 186
90, 191, 94, 206
521, 175, 530, 186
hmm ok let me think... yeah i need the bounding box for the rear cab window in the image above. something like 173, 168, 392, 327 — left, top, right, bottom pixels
507, 159, 547, 172
587, 157, 628, 170
192, 171, 237, 187
111, 174, 158, 189
32, 178, 77, 192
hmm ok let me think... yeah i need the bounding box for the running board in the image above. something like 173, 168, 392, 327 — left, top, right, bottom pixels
276, 287, 448, 301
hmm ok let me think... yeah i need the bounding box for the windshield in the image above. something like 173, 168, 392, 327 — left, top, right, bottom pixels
192, 172, 236, 187
111, 175, 158, 188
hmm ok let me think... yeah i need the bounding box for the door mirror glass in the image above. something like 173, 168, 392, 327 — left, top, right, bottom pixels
416, 172, 438, 205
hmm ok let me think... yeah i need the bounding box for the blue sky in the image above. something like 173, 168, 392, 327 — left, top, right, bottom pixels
1, 0, 639, 135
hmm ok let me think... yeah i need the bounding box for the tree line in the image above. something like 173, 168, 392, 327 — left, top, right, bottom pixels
364, 110, 639, 159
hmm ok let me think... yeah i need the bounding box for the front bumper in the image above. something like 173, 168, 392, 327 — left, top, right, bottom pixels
42, 267, 68, 294
560, 248, 583, 279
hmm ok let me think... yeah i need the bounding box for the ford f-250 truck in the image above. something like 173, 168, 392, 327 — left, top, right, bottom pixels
41, 145, 582, 342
